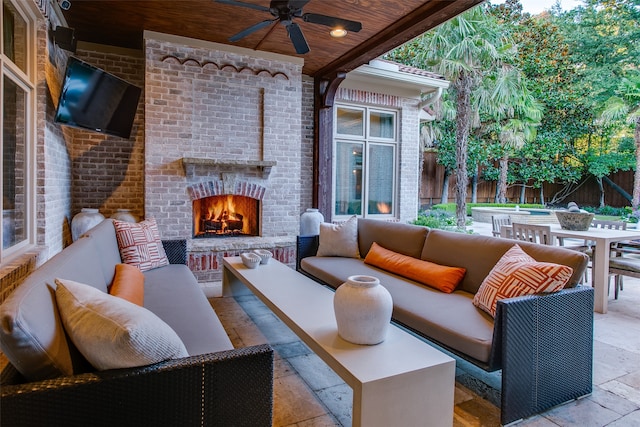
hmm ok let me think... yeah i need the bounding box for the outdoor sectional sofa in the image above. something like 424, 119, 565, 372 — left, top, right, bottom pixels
297, 218, 594, 425
0, 219, 273, 427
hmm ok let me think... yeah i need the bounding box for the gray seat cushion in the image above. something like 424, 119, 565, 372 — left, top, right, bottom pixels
143, 265, 233, 355
300, 256, 494, 363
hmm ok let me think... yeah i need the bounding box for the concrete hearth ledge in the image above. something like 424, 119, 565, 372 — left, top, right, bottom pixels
190, 236, 296, 252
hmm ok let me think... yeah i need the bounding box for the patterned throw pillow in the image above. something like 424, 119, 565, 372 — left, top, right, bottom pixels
113, 218, 169, 272
473, 244, 573, 317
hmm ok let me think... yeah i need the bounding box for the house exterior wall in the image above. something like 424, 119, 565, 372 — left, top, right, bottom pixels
335, 88, 421, 224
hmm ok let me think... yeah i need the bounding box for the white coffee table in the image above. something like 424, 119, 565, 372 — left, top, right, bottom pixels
223, 256, 455, 427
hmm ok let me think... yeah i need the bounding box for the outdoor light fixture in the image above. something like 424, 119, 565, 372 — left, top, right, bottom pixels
330, 28, 347, 38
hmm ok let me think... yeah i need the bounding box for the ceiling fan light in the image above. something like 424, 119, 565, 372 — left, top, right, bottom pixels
330, 28, 347, 38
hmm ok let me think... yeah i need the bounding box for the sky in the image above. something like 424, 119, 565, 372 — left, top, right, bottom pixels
489, 0, 583, 15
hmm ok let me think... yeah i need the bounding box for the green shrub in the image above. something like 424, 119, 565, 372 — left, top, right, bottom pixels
430, 203, 545, 216
412, 209, 472, 232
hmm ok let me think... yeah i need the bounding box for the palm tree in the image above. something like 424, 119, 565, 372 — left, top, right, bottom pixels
484, 67, 543, 203
395, 6, 518, 228
601, 73, 640, 210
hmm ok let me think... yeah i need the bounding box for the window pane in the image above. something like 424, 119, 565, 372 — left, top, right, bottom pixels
367, 144, 394, 215
369, 111, 395, 139
335, 142, 363, 216
336, 107, 364, 137
3, 0, 28, 73
3, 76, 28, 249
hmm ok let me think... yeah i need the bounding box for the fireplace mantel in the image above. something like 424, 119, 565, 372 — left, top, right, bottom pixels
182, 158, 277, 179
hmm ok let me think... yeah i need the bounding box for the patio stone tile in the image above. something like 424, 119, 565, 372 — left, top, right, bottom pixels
606, 409, 640, 426
516, 415, 561, 426
599, 379, 640, 407
314, 383, 353, 427
453, 396, 501, 426
274, 353, 297, 380
617, 370, 640, 389
249, 311, 301, 345
589, 385, 640, 416
292, 414, 341, 427
273, 340, 313, 359
541, 397, 621, 426
595, 314, 640, 354
593, 340, 640, 385
287, 353, 345, 391
273, 374, 330, 427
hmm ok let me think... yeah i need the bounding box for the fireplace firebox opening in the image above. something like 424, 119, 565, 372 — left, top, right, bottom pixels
193, 195, 260, 238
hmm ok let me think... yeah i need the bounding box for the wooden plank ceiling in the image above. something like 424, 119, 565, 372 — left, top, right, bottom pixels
61, 0, 484, 77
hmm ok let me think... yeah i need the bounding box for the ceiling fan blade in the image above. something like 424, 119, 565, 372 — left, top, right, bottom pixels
286, 22, 309, 54
229, 19, 276, 42
214, 0, 270, 12
302, 13, 362, 32
288, 0, 311, 12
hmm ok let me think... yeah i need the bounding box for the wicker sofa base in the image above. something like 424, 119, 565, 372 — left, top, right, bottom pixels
1, 344, 274, 427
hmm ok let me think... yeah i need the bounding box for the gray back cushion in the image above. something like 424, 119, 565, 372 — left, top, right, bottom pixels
0, 236, 107, 381
81, 219, 122, 285
421, 229, 589, 294
357, 219, 429, 259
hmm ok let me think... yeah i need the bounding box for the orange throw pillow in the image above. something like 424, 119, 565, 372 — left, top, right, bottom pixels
109, 263, 145, 306
364, 242, 466, 293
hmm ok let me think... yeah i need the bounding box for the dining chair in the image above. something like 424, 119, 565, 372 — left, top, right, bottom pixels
491, 214, 512, 237
590, 220, 635, 299
509, 223, 553, 245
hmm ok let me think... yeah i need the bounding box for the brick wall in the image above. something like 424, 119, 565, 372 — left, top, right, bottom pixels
143, 36, 303, 240
300, 76, 315, 212
68, 49, 145, 222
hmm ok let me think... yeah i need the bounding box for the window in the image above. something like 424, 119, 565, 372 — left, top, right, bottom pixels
1, 0, 35, 259
333, 105, 397, 219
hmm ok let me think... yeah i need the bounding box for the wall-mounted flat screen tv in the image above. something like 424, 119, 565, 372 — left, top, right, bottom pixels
54, 57, 142, 139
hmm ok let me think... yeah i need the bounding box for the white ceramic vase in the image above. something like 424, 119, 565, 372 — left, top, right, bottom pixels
300, 208, 324, 236
71, 208, 105, 241
333, 275, 393, 345
110, 209, 137, 223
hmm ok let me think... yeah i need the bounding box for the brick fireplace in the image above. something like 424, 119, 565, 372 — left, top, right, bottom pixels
143, 32, 304, 282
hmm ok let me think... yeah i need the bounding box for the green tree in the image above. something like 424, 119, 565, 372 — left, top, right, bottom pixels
601, 72, 640, 209
388, 5, 517, 228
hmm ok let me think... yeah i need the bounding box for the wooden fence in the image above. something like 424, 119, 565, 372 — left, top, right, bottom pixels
420, 150, 634, 208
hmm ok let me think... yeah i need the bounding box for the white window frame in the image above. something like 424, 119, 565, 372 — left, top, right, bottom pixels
1, 0, 37, 262
332, 103, 398, 220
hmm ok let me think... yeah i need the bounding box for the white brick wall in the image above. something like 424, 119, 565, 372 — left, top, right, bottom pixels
143, 36, 303, 240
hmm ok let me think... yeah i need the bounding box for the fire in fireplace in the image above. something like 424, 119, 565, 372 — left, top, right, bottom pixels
193, 195, 259, 238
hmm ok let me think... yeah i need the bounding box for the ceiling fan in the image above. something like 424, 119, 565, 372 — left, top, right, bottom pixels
215, 0, 362, 54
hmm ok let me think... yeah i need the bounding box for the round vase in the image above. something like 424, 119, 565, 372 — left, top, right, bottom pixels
333, 275, 393, 345
71, 208, 105, 241
300, 208, 324, 236
110, 209, 137, 223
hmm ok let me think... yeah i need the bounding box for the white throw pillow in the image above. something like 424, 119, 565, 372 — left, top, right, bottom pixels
316, 215, 360, 258
54, 278, 189, 371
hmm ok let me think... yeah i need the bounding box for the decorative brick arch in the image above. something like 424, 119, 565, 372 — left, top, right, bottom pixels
186, 180, 267, 201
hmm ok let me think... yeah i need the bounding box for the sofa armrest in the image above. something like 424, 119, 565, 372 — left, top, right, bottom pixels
1, 344, 274, 427
495, 286, 593, 424
162, 239, 187, 265
296, 235, 319, 270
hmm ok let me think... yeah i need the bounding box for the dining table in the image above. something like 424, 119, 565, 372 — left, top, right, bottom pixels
549, 224, 640, 313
